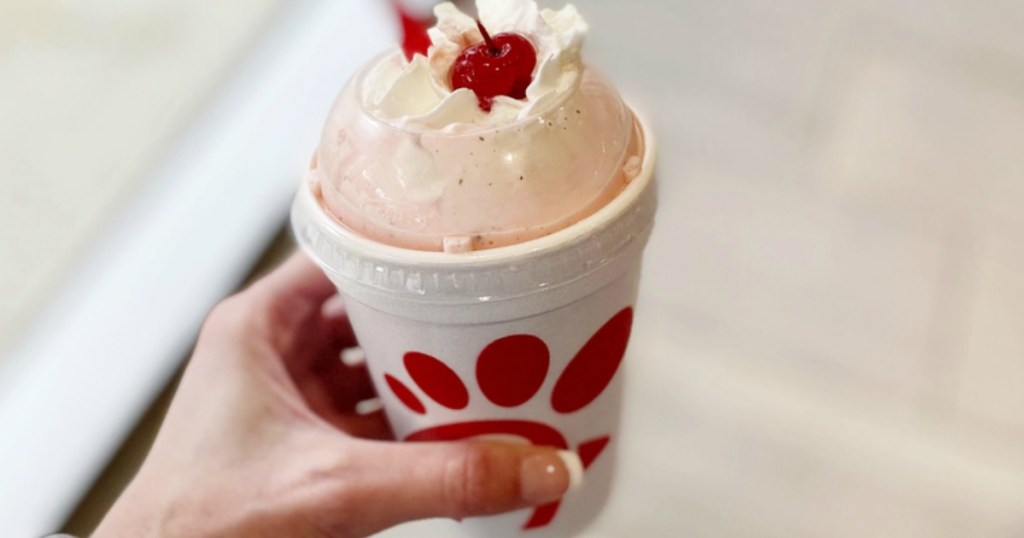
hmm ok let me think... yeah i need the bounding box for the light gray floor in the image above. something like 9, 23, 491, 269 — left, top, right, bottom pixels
20, 0, 1024, 536
0, 0, 283, 353
375, 0, 1024, 536
567, 0, 1024, 536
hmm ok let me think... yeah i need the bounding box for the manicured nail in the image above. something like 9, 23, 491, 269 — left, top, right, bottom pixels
557, 450, 584, 491
340, 346, 366, 366
520, 450, 584, 505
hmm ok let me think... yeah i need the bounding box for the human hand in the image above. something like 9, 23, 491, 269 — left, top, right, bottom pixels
93, 253, 581, 538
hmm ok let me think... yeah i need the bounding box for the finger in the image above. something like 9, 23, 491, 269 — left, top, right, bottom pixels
317, 359, 377, 406
297, 360, 378, 421
334, 409, 394, 440
312, 304, 358, 359
243, 252, 338, 345
321, 293, 347, 321
277, 296, 356, 375
251, 251, 337, 309
332, 441, 584, 535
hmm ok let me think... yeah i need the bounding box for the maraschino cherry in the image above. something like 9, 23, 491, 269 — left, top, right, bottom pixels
451, 20, 537, 112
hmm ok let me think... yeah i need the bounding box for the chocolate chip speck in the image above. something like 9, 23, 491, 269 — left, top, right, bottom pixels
458, 178, 464, 185
547, 121, 553, 127
519, 175, 524, 181
575, 109, 581, 114
479, 136, 485, 141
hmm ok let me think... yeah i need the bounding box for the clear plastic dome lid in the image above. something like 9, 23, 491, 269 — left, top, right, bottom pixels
310, 57, 641, 252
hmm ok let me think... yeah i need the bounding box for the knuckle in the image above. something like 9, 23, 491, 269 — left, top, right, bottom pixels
202, 297, 243, 332
321, 486, 359, 532
201, 294, 261, 338
287, 452, 362, 536
445, 445, 497, 516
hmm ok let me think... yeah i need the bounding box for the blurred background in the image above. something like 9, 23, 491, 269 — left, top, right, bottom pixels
3, 0, 1024, 536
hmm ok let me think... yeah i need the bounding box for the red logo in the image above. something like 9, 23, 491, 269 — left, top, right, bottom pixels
384, 307, 633, 530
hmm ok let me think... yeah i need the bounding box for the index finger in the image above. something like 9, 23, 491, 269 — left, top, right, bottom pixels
250, 251, 337, 307
239, 251, 339, 344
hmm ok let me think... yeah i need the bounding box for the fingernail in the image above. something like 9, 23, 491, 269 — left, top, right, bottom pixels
520, 450, 584, 505
340, 346, 365, 366
557, 450, 585, 491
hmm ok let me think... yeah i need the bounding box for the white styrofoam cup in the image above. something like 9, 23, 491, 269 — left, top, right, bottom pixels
292, 115, 656, 537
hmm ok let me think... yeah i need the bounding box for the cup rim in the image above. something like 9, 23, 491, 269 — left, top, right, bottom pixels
295, 111, 656, 270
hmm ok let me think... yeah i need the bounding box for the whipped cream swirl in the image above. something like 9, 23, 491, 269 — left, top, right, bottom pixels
364, 0, 588, 131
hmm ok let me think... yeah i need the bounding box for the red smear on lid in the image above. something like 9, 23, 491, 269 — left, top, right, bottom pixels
391, 0, 432, 61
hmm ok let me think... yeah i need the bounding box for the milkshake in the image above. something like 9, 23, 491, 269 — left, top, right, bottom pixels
291, 1, 656, 535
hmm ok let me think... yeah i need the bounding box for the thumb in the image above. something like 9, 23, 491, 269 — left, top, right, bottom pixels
338, 440, 584, 533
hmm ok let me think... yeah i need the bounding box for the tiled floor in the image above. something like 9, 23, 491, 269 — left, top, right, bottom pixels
0, 0, 284, 354
16, 0, 1024, 536
581, 0, 1024, 535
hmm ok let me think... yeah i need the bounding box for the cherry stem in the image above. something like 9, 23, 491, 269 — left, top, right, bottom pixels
476, 19, 500, 55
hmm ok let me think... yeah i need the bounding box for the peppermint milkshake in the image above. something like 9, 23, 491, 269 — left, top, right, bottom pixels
291, 1, 656, 535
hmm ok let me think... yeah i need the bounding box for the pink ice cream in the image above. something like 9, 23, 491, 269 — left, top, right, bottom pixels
309, 0, 644, 252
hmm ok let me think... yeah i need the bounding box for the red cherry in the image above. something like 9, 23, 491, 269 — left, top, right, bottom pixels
451, 20, 537, 112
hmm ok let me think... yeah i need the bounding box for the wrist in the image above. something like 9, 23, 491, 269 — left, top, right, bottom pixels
91, 488, 155, 537
92, 472, 182, 538
93, 469, 260, 538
